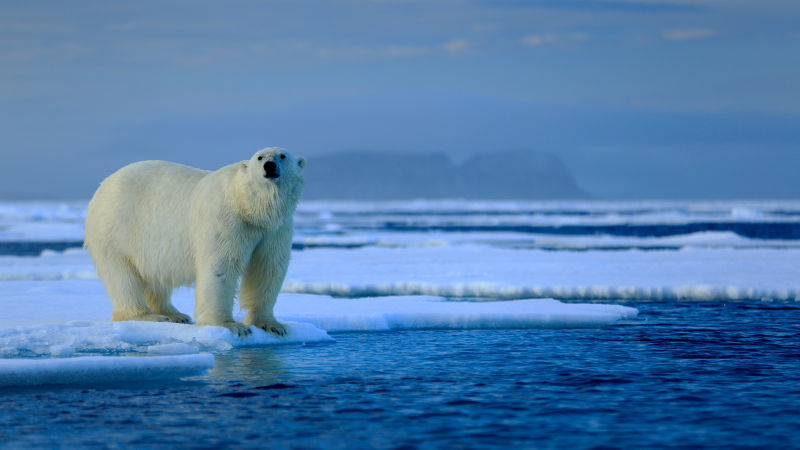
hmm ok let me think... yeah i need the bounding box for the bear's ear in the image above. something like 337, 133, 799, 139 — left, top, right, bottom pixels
240, 162, 248, 172
298, 157, 307, 169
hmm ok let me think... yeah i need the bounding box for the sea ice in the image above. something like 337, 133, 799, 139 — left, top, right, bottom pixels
293, 230, 800, 251
0, 354, 214, 388
294, 199, 800, 227
0, 318, 333, 357
147, 343, 200, 355
0, 248, 97, 281
1, 242, 799, 301
284, 246, 800, 301
1, 199, 793, 388
0, 280, 636, 357
275, 294, 639, 332
0, 221, 85, 242
3, 199, 800, 249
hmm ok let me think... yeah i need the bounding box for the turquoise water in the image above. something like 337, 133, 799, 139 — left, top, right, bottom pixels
1, 301, 799, 449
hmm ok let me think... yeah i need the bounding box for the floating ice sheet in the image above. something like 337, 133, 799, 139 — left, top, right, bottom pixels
0, 280, 333, 354
147, 343, 200, 355
0, 248, 97, 281
0, 279, 635, 357
2, 200, 800, 246
1, 243, 799, 301
0, 319, 333, 357
7, 232, 791, 283
293, 230, 800, 251
276, 294, 638, 332
0, 354, 214, 388
294, 199, 800, 229
0, 221, 85, 242
284, 246, 800, 301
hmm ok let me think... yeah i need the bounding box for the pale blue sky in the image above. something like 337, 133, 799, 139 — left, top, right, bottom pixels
1, 0, 798, 199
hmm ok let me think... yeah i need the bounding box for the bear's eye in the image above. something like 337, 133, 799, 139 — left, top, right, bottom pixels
280, 154, 286, 159
258, 156, 263, 161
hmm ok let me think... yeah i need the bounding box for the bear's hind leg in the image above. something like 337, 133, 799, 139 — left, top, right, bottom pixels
145, 285, 193, 324
101, 260, 171, 323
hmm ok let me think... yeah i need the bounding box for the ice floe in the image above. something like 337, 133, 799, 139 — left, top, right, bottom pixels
292, 230, 800, 251
0, 248, 97, 281
3, 200, 800, 246
294, 199, 800, 227
0, 317, 333, 357
284, 246, 800, 301
0, 354, 214, 387
0, 279, 636, 359
1, 243, 798, 301
146, 343, 200, 355
275, 295, 638, 332
2, 199, 794, 388
0, 221, 85, 242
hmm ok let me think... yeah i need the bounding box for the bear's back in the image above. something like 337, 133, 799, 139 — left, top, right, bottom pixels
88, 160, 210, 227
107, 160, 209, 197
85, 160, 219, 286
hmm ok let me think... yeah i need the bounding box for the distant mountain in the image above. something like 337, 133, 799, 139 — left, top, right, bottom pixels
301, 150, 591, 200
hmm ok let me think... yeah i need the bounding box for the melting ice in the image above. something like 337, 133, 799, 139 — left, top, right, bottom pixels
1, 199, 798, 387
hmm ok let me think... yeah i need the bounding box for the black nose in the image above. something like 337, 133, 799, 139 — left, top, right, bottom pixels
264, 161, 280, 178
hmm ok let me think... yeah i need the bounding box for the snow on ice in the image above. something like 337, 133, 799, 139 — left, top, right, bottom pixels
0, 280, 636, 358
275, 295, 638, 332
285, 246, 800, 301
0, 318, 332, 358
1, 244, 798, 301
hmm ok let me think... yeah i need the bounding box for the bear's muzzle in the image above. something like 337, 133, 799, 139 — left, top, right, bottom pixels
264, 161, 280, 179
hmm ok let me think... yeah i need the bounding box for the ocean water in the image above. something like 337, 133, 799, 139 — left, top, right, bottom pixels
1, 200, 799, 448
2, 301, 799, 449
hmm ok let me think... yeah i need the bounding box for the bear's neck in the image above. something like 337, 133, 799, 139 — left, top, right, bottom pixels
234, 172, 301, 229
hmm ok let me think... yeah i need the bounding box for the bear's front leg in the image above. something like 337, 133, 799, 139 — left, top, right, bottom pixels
240, 278, 290, 337
194, 261, 253, 338
239, 234, 292, 337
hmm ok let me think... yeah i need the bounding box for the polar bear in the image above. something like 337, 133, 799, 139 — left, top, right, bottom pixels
84, 148, 307, 337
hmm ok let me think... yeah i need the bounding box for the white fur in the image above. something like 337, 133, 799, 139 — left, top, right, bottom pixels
84, 148, 307, 337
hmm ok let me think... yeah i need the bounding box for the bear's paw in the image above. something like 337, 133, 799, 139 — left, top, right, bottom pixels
137, 313, 173, 322
250, 321, 290, 337
164, 313, 193, 324
221, 322, 254, 338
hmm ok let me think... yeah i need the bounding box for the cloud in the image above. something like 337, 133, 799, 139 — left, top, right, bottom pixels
482, 0, 704, 13
440, 39, 469, 53
662, 28, 716, 41
521, 33, 587, 46
308, 43, 433, 61
521, 33, 557, 46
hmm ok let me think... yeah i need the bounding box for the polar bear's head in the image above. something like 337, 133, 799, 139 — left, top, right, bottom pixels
237, 148, 307, 224
242, 148, 307, 188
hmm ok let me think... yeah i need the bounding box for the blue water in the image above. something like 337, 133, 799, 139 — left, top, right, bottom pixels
2, 301, 799, 449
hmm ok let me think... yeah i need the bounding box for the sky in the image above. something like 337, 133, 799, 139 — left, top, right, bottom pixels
1, 0, 799, 200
